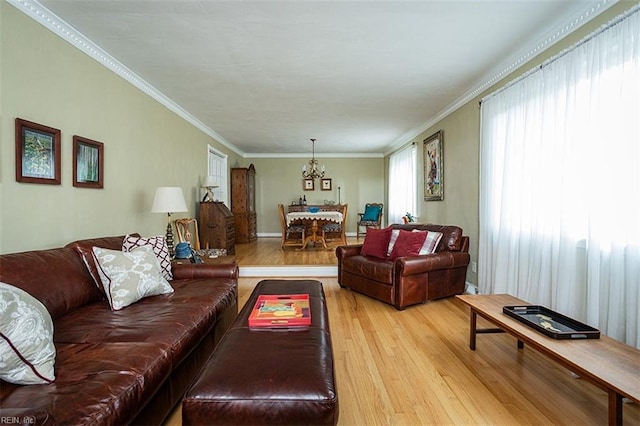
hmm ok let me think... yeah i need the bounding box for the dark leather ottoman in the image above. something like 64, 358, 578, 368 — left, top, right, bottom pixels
182, 279, 339, 425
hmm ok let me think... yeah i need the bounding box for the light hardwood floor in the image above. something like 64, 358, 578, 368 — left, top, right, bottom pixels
233, 236, 355, 266
165, 239, 639, 425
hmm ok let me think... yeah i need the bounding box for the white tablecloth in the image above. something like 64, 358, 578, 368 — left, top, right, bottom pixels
286, 211, 343, 226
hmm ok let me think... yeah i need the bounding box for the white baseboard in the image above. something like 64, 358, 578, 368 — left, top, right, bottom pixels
239, 265, 338, 277
257, 233, 281, 238
239, 267, 477, 290
257, 232, 358, 238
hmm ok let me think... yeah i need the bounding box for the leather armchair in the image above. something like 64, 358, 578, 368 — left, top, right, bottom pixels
336, 224, 470, 310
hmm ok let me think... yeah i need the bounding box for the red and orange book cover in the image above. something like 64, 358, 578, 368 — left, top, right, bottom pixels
248, 294, 311, 327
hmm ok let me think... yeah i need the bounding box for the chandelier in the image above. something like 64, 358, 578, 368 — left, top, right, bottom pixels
301, 138, 325, 180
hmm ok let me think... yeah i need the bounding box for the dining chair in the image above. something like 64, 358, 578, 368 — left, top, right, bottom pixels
278, 204, 306, 249
175, 218, 200, 250
322, 204, 348, 246
356, 203, 383, 239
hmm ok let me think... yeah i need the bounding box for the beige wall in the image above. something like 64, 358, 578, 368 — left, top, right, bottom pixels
0, 3, 241, 253
244, 156, 384, 235
3, 0, 636, 265
406, 101, 481, 284
394, 0, 640, 286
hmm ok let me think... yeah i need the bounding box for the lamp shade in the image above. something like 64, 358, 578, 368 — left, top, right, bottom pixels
151, 187, 188, 213
202, 176, 218, 188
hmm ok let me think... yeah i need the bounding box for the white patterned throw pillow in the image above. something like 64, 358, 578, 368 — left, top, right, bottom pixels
418, 231, 443, 255
93, 246, 174, 311
0, 282, 56, 385
386, 229, 401, 257
122, 234, 173, 281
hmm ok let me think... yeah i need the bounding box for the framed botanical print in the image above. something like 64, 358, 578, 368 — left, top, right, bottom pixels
423, 130, 444, 201
15, 118, 61, 185
303, 178, 314, 191
321, 178, 332, 191
73, 135, 104, 188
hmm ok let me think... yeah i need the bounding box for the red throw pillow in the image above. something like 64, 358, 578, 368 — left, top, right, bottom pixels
389, 230, 427, 260
361, 227, 393, 259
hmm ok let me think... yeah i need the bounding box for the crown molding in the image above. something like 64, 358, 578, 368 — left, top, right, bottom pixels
245, 152, 383, 159
11, 0, 616, 159
385, 0, 616, 157
10, 0, 385, 159
8, 0, 245, 157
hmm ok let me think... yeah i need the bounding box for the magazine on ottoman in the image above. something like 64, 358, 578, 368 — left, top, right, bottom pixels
248, 294, 311, 327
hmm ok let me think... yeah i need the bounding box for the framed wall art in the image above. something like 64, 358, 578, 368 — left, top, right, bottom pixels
321, 178, 332, 191
73, 135, 104, 188
15, 118, 61, 185
423, 130, 444, 201
303, 178, 314, 191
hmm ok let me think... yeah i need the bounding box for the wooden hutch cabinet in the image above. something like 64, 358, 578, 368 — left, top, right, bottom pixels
231, 164, 257, 243
198, 201, 235, 255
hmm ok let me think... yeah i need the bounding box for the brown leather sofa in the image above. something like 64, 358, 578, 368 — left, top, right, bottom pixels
336, 224, 470, 310
0, 235, 238, 425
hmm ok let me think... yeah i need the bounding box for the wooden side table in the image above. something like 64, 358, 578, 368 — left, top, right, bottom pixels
201, 255, 236, 265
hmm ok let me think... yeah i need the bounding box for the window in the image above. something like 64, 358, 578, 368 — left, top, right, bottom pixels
388, 144, 417, 225
207, 145, 228, 205
479, 8, 640, 347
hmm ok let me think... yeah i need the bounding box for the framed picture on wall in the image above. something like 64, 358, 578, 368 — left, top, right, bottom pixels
15, 118, 61, 185
321, 178, 332, 191
423, 130, 444, 201
73, 135, 104, 188
303, 178, 314, 191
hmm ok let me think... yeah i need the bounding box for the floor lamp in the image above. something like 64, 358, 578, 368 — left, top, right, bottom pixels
151, 187, 188, 258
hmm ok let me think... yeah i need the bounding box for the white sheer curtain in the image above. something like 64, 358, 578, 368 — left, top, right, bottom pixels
388, 144, 417, 225
479, 8, 640, 347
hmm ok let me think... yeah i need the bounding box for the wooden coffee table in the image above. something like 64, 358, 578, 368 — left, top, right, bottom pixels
457, 294, 640, 426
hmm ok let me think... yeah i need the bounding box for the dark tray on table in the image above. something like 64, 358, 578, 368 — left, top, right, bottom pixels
503, 305, 600, 340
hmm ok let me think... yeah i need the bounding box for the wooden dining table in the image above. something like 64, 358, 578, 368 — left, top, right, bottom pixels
285, 211, 343, 250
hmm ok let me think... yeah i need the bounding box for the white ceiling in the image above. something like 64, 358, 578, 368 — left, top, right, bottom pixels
21, 0, 610, 156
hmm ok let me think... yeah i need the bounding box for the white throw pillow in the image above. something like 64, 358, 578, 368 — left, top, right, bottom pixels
413, 230, 443, 254
93, 246, 174, 311
0, 282, 56, 385
122, 234, 173, 281
386, 229, 401, 256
